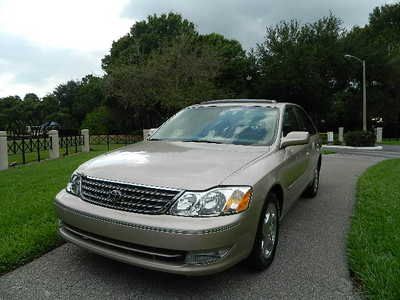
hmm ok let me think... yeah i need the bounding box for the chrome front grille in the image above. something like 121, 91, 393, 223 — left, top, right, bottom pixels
80, 176, 182, 214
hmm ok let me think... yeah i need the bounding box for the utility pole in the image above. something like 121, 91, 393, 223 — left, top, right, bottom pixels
345, 54, 367, 131
362, 60, 366, 131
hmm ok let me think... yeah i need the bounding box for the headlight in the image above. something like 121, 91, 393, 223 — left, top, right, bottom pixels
66, 173, 81, 196
170, 187, 252, 217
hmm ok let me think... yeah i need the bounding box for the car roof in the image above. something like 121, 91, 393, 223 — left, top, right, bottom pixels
197, 99, 288, 108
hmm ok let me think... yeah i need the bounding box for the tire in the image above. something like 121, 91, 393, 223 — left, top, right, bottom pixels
248, 193, 280, 271
303, 166, 320, 198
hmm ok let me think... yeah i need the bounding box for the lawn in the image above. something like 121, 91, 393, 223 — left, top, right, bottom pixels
0, 145, 125, 274
378, 139, 400, 145
322, 149, 336, 155
8, 149, 50, 165
347, 159, 400, 299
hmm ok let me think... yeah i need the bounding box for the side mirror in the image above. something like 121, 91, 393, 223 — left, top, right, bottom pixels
281, 131, 310, 148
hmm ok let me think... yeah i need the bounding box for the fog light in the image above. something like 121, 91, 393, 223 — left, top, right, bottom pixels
185, 248, 230, 265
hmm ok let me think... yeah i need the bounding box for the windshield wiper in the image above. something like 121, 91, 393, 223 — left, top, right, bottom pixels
182, 139, 224, 144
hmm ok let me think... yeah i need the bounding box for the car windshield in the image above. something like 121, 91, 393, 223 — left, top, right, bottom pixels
150, 106, 279, 146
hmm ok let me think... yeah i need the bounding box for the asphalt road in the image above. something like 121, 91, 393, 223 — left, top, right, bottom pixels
0, 153, 391, 299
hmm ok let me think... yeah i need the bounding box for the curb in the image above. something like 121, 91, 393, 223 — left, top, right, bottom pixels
322, 145, 383, 151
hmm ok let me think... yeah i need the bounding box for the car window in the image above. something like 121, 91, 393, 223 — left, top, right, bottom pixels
294, 107, 317, 135
282, 106, 300, 137
151, 106, 279, 146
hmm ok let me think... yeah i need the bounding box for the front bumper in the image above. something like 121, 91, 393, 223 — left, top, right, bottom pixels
55, 190, 256, 275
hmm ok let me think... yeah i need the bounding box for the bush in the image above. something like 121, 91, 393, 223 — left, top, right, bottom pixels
81, 106, 111, 134
344, 131, 376, 147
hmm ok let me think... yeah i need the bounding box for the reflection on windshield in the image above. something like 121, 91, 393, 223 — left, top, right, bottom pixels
151, 106, 279, 146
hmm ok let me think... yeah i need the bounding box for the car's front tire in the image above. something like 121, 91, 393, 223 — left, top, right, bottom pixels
248, 192, 279, 271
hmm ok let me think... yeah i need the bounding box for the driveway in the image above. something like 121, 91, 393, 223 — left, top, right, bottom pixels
0, 154, 389, 299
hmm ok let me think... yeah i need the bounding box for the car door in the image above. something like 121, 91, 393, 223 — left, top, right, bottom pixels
293, 106, 320, 181
280, 106, 311, 207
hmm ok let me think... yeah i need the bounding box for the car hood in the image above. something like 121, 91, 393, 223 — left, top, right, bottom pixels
77, 141, 269, 190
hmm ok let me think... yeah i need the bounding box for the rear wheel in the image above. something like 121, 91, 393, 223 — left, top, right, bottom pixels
248, 193, 279, 270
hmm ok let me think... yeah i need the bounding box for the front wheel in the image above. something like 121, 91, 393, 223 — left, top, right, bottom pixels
248, 193, 279, 270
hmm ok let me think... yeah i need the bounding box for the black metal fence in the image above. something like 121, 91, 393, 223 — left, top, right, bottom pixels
7, 134, 85, 165
59, 135, 84, 156
6, 133, 143, 166
7, 135, 52, 164
90, 134, 143, 151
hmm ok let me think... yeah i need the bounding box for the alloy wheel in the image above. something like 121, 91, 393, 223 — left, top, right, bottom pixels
261, 203, 278, 258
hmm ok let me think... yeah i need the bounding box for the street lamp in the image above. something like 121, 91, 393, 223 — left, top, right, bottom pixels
344, 54, 367, 131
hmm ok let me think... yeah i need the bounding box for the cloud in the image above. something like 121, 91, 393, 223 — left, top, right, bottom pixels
123, 0, 394, 49
0, 0, 394, 98
0, 32, 103, 97
0, 72, 60, 98
0, 0, 133, 51
0, 0, 133, 97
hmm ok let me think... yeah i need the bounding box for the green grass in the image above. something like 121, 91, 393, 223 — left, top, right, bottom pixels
0, 144, 126, 274
8, 150, 50, 164
90, 143, 126, 152
378, 139, 400, 145
347, 159, 400, 299
322, 149, 336, 155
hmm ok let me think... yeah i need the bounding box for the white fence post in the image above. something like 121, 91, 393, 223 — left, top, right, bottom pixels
81, 129, 90, 152
327, 131, 334, 144
143, 129, 150, 140
0, 131, 8, 170
48, 130, 60, 159
338, 127, 344, 143
143, 128, 157, 140
376, 127, 383, 143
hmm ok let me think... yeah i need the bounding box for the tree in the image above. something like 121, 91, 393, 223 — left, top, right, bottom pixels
51, 75, 105, 129
102, 13, 197, 73
2, 7, 400, 135
81, 106, 112, 134
102, 13, 253, 131
198, 33, 252, 97
0, 96, 23, 132
255, 15, 347, 128
0, 94, 45, 134
342, 3, 400, 132
105, 35, 224, 130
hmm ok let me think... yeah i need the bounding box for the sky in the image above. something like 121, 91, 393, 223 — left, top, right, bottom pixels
0, 0, 395, 98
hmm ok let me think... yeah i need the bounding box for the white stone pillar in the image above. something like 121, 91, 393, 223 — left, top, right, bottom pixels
143, 128, 157, 140
376, 127, 383, 143
48, 130, 60, 159
338, 127, 344, 143
143, 129, 150, 140
81, 129, 90, 152
327, 131, 334, 144
0, 131, 8, 170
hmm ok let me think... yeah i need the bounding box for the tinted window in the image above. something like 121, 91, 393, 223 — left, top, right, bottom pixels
282, 106, 300, 137
294, 107, 317, 135
151, 106, 279, 146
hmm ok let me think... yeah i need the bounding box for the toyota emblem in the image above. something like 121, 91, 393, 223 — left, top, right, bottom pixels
108, 189, 122, 203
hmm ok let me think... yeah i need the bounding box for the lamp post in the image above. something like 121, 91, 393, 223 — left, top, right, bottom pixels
344, 54, 367, 131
